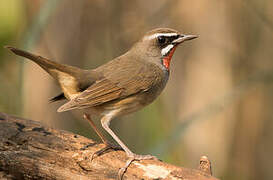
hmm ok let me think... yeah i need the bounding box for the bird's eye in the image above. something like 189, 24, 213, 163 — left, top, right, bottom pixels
157, 36, 166, 44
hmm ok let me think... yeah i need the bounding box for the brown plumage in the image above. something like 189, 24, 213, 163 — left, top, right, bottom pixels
6, 28, 197, 179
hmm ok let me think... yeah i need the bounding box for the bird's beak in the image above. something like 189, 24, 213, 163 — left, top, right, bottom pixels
172, 34, 198, 44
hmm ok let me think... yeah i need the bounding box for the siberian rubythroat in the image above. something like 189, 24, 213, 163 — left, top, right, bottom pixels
6, 28, 197, 177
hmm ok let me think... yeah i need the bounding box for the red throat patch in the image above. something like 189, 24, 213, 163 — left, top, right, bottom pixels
162, 46, 177, 70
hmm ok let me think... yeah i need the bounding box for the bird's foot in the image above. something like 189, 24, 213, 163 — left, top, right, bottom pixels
91, 142, 123, 161
118, 153, 157, 180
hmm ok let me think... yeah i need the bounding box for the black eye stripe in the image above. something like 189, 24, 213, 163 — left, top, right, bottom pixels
169, 35, 180, 41
157, 36, 166, 44
157, 35, 179, 45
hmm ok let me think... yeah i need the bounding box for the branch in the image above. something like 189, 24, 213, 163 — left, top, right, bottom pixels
0, 112, 219, 180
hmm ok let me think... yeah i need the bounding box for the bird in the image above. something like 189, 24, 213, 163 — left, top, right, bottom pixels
6, 28, 197, 178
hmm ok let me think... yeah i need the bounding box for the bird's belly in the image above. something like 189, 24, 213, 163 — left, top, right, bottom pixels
98, 86, 166, 117
102, 94, 150, 116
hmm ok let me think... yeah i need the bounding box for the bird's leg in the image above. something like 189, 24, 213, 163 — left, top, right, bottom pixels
101, 113, 157, 179
83, 114, 109, 144
83, 114, 122, 160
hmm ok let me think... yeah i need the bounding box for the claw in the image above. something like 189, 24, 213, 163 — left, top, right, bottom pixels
118, 154, 157, 179
90, 143, 123, 161
118, 157, 134, 180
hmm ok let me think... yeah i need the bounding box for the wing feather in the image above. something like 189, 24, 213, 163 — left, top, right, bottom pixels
57, 59, 164, 112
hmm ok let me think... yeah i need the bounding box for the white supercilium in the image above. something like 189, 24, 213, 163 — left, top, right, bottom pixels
145, 33, 178, 40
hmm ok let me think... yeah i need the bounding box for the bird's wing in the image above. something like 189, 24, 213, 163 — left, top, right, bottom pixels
57, 60, 162, 112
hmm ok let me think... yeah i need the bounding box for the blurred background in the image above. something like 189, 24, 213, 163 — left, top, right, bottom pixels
1, 0, 273, 179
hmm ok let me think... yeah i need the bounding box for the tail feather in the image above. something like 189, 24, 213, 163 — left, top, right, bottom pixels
49, 93, 66, 102
5, 46, 82, 77
5, 46, 97, 100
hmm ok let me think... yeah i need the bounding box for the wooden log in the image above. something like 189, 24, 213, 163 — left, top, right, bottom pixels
0, 112, 219, 180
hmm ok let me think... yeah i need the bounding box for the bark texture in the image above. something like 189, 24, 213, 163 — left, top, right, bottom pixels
0, 112, 219, 180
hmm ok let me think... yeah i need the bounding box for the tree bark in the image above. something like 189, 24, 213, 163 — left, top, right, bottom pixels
0, 112, 219, 180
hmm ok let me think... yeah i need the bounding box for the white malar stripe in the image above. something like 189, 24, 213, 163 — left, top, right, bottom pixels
161, 44, 174, 56
145, 33, 178, 40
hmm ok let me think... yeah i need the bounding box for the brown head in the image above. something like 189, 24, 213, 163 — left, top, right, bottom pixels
131, 28, 198, 70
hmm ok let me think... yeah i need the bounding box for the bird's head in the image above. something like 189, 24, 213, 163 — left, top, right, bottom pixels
132, 28, 198, 70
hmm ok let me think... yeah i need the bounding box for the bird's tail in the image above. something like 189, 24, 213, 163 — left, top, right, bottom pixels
5, 46, 82, 78
5, 46, 94, 100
